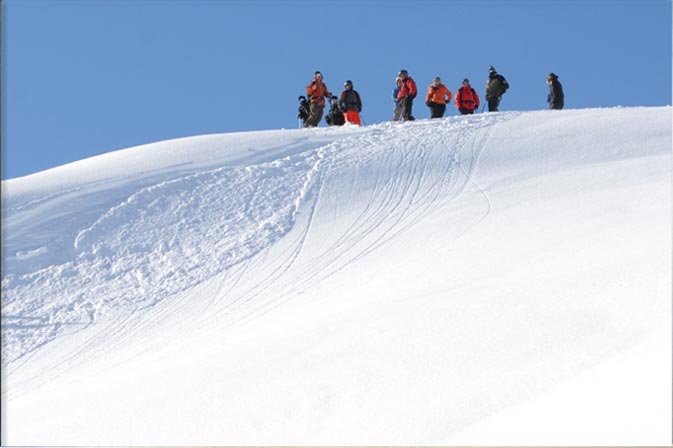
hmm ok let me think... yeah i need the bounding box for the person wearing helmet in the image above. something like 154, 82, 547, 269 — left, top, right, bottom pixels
305, 71, 333, 127
485, 66, 509, 112
546, 72, 564, 110
396, 69, 418, 121
455, 78, 480, 115
392, 77, 404, 121
425, 77, 452, 119
339, 80, 362, 125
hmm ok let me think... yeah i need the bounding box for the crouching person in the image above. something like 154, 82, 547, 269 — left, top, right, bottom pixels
325, 96, 345, 126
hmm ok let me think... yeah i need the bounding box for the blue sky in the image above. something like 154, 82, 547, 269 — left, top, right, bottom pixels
2, 0, 671, 180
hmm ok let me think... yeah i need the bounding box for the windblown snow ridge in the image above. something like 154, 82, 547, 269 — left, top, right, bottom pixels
2, 144, 330, 365
2, 112, 512, 367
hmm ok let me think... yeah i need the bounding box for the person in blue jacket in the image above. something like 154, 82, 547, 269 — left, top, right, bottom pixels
392, 77, 403, 121
546, 72, 564, 110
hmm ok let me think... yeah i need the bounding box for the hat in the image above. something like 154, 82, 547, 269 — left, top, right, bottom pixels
488, 66, 496, 74
314, 71, 323, 77
462, 78, 470, 85
547, 72, 557, 79
433, 76, 441, 83
399, 69, 409, 77
344, 80, 353, 87
298, 95, 306, 102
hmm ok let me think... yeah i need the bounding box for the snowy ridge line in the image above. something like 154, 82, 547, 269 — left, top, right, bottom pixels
1, 116, 498, 373
2, 113, 519, 369
3, 107, 672, 445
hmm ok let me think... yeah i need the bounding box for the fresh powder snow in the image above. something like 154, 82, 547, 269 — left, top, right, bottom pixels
1, 107, 671, 445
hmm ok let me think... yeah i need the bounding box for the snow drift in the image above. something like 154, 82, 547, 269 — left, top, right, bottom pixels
2, 107, 671, 445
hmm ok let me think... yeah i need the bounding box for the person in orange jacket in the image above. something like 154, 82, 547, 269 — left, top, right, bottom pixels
305, 71, 332, 127
455, 78, 480, 115
425, 77, 452, 118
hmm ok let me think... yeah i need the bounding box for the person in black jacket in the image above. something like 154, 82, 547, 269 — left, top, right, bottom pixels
546, 72, 564, 110
325, 96, 345, 126
339, 80, 362, 125
485, 66, 509, 112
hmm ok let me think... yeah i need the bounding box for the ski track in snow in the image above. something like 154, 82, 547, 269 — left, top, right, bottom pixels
1, 114, 512, 376
209, 116, 504, 331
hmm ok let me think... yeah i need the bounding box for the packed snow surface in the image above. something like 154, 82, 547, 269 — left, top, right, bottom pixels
2, 107, 671, 445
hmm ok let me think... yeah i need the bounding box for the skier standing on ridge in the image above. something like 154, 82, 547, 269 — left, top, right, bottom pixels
425, 76, 452, 119
485, 66, 509, 112
392, 77, 404, 121
339, 80, 363, 126
455, 78, 480, 115
546, 72, 564, 110
305, 71, 333, 127
396, 69, 418, 121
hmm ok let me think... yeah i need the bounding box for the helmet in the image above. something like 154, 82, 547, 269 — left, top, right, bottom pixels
433, 76, 441, 83
298, 95, 306, 102
314, 71, 323, 78
344, 80, 353, 87
399, 69, 409, 77
462, 78, 470, 85
488, 66, 496, 74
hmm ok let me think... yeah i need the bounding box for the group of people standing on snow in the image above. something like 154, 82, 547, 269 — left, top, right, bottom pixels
298, 71, 363, 128
298, 66, 564, 128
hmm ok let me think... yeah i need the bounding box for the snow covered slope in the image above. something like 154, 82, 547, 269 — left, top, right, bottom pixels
2, 107, 671, 445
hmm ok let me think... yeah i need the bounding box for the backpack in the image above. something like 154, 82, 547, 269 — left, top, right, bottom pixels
497, 74, 509, 95
458, 86, 478, 108
297, 96, 310, 121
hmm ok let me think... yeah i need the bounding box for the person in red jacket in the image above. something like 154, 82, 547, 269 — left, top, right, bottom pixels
305, 71, 332, 127
455, 78, 480, 115
425, 77, 452, 118
396, 69, 417, 121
